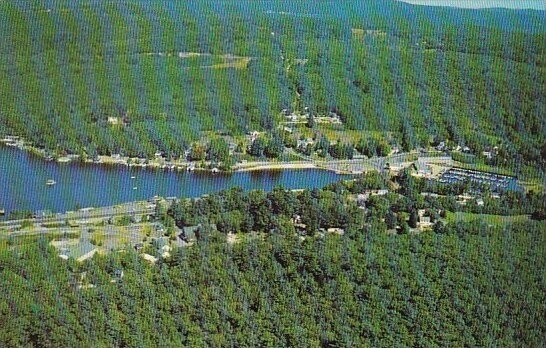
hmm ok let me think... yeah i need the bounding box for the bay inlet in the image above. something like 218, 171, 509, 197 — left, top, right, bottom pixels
0, 146, 348, 217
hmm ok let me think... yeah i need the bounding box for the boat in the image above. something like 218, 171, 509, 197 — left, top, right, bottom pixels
0, 209, 5, 216
133, 187, 138, 190
46, 179, 57, 186
131, 176, 136, 179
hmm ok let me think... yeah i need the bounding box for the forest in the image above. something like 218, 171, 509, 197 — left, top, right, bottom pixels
1, 170, 545, 346
0, 0, 544, 173
1, 1, 545, 346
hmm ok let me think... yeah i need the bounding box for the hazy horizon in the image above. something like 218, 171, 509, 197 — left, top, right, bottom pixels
397, 0, 546, 10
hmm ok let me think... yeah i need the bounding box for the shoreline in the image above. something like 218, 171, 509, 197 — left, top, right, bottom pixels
0, 137, 361, 175
235, 162, 319, 172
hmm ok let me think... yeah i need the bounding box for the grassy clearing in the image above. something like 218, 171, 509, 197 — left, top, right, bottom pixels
294, 123, 390, 144
452, 160, 516, 177
209, 57, 251, 69
89, 230, 107, 246
2, 231, 81, 247
519, 179, 544, 193
446, 212, 530, 226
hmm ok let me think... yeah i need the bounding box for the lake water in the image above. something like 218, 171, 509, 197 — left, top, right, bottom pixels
0, 146, 348, 216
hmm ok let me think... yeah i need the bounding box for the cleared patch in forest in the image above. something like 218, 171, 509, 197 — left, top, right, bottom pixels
446, 212, 530, 226
143, 51, 252, 69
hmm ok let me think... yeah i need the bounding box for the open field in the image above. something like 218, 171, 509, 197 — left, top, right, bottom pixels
446, 212, 531, 226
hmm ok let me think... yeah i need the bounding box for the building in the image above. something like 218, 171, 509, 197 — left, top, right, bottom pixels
417, 209, 433, 229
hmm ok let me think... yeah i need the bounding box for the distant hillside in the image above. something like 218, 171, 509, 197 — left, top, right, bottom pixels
0, 0, 544, 169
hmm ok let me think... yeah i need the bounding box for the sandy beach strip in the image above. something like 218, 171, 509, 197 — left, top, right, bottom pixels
236, 162, 318, 172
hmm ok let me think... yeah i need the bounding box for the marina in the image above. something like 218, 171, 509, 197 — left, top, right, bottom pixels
438, 167, 521, 192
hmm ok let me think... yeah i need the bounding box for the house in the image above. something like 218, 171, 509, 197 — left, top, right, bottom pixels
160, 245, 172, 258
419, 216, 432, 228
327, 228, 345, 235
476, 198, 485, 206
457, 194, 473, 205
248, 131, 261, 142
356, 194, 369, 206
294, 223, 307, 234
415, 160, 432, 177
152, 237, 170, 250
370, 189, 389, 196
297, 138, 314, 148
285, 113, 298, 122
107, 117, 120, 125
140, 253, 158, 264
180, 226, 200, 243
34, 210, 53, 219
417, 209, 434, 229
482, 151, 493, 160
113, 269, 124, 279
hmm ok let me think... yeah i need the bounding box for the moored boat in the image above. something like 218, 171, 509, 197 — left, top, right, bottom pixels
46, 179, 57, 186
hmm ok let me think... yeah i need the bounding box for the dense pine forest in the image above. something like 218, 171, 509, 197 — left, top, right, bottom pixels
1, 174, 545, 346
1, 225, 545, 347
0, 1, 544, 170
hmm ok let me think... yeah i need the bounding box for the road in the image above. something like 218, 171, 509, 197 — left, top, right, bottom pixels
0, 200, 160, 229
234, 151, 427, 174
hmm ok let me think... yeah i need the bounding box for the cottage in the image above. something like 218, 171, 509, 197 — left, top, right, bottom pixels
113, 269, 124, 279
107, 117, 120, 125
417, 209, 434, 229
294, 223, 307, 233
248, 131, 261, 142
327, 228, 345, 235
180, 226, 200, 243
140, 253, 158, 264
356, 194, 369, 206
372, 189, 389, 196
160, 245, 172, 258
482, 151, 493, 160
297, 138, 314, 148
152, 237, 170, 250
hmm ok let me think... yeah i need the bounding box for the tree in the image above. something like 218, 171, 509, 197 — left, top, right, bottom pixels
249, 137, 267, 157
248, 190, 272, 231
188, 143, 206, 161
216, 211, 244, 234
264, 134, 284, 158
207, 138, 230, 163
307, 113, 315, 128
385, 210, 398, 229
409, 208, 418, 228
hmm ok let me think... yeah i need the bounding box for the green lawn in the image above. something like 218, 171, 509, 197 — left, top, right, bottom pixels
446, 212, 530, 226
